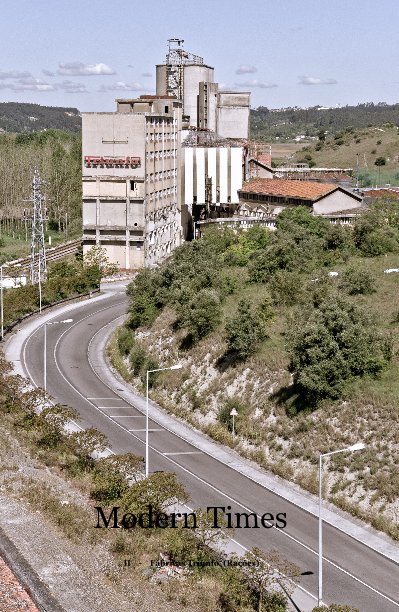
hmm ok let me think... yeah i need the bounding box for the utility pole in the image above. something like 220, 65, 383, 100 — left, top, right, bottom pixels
28, 170, 47, 311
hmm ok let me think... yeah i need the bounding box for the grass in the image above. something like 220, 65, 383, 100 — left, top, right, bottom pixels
111, 252, 399, 540
291, 126, 399, 184
0, 227, 81, 264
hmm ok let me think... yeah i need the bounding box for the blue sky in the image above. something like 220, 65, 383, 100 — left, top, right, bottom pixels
0, 0, 398, 112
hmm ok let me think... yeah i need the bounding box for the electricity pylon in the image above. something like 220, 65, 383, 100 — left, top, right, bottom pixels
29, 169, 47, 286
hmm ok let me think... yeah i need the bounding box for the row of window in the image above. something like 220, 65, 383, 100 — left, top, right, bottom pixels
147, 169, 177, 183
146, 132, 177, 143
146, 117, 176, 127
146, 150, 177, 161
148, 186, 177, 202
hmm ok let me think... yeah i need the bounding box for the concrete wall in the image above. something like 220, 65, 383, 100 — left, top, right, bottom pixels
82, 113, 146, 179
216, 92, 250, 139
313, 190, 362, 214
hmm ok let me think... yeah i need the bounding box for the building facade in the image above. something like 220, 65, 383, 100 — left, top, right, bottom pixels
82, 96, 183, 269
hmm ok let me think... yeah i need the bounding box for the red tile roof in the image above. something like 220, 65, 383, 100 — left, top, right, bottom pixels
240, 178, 350, 201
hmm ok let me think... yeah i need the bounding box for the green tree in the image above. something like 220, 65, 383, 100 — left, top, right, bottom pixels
121, 471, 189, 515
287, 295, 392, 405
178, 288, 222, 341
225, 299, 267, 360
340, 266, 376, 295
374, 156, 386, 166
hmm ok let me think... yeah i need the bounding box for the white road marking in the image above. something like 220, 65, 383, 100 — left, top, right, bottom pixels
128, 428, 163, 432
163, 451, 203, 456
21, 300, 398, 609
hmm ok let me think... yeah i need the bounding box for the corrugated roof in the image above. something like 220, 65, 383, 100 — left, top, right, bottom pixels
239, 178, 361, 201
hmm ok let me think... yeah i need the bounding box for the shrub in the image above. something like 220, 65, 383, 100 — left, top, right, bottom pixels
121, 471, 189, 516
340, 266, 376, 295
117, 327, 134, 356
225, 299, 267, 360
269, 270, 304, 306
178, 288, 222, 341
287, 295, 392, 405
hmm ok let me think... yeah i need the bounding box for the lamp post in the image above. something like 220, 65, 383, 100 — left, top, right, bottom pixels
43, 319, 73, 392
145, 364, 182, 478
318, 442, 365, 607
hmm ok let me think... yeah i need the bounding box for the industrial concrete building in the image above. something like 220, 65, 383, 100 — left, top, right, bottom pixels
156, 39, 250, 139
82, 96, 183, 269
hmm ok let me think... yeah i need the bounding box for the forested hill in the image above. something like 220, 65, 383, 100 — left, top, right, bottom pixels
250, 102, 399, 141
0, 102, 81, 133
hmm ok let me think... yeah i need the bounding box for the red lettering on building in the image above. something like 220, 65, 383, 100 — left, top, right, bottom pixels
84, 156, 141, 168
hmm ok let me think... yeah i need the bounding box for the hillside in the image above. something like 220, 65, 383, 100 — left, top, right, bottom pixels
250, 102, 399, 142
111, 204, 399, 541
289, 125, 399, 186
0, 102, 81, 133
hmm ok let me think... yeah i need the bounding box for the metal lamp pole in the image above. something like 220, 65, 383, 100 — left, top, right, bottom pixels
318, 442, 365, 607
43, 319, 73, 392
145, 364, 182, 478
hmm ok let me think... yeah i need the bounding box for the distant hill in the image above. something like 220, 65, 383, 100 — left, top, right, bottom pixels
0, 102, 81, 133
250, 102, 399, 141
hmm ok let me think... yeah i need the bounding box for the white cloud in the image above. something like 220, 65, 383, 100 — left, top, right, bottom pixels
235, 79, 278, 89
58, 80, 88, 93
299, 75, 337, 85
141, 72, 152, 77
98, 81, 144, 92
0, 70, 32, 79
42, 69, 55, 77
0, 76, 56, 91
57, 62, 115, 76
236, 65, 257, 75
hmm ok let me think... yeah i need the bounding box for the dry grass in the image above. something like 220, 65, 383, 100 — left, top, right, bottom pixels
112, 252, 399, 540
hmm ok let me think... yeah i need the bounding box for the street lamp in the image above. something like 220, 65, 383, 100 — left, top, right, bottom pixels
318, 442, 365, 607
43, 319, 73, 392
145, 364, 182, 478
230, 407, 238, 436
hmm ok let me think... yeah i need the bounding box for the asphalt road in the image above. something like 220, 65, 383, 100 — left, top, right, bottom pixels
19, 287, 399, 612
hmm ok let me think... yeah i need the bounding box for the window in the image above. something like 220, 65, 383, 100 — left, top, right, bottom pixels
130, 180, 135, 190
165, 105, 169, 113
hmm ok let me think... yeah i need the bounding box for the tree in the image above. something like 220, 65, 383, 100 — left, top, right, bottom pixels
287, 294, 392, 405
38, 404, 79, 448
67, 428, 108, 469
225, 299, 267, 360
121, 471, 189, 516
374, 156, 386, 166
232, 547, 299, 612
178, 288, 222, 341
339, 266, 376, 295
91, 453, 143, 504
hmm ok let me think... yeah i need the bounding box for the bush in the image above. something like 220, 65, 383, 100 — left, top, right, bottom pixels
270, 270, 304, 306
287, 295, 392, 405
340, 266, 376, 295
127, 268, 164, 329
117, 327, 134, 356
121, 471, 189, 516
225, 299, 267, 360
178, 288, 222, 341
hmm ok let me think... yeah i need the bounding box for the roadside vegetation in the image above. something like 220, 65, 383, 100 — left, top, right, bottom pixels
0, 352, 320, 612
1, 246, 117, 332
111, 201, 399, 540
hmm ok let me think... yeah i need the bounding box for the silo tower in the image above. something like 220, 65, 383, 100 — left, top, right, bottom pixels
156, 39, 214, 127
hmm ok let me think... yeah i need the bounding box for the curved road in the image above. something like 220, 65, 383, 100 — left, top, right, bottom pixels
16, 285, 399, 611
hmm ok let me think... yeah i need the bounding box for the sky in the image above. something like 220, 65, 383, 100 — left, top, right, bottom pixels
0, 0, 398, 113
